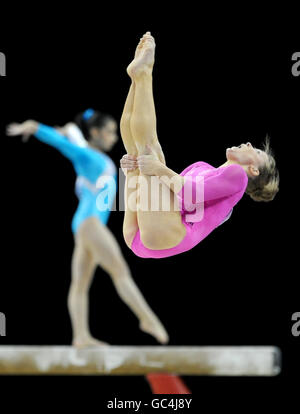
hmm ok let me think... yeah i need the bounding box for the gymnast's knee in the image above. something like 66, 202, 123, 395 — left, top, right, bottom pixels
69, 276, 89, 293
109, 255, 131, 281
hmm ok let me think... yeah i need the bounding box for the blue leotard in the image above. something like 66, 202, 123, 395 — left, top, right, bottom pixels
34, 123, 117, 233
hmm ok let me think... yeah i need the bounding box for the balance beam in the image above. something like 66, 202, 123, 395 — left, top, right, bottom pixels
0, 346, 281, 376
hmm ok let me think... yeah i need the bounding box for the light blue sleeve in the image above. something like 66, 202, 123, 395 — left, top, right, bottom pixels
34, 123, 85, 163
63, 123, 88, 148
34, 123, 115, 182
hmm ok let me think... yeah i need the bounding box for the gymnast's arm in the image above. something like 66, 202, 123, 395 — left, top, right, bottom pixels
7, 120, 86, 163
36, 123, 113, 181
155, 163, 248, 201
137, 155, 248, 201
57, 122, 88, 148
137, 154, 185, 194
154, 163, 185, 193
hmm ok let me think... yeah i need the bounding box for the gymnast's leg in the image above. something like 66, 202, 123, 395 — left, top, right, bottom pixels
127, 32, 186, 250
81, 217, 169, 344
122, 34, 164, 161
127, 33, 165, 161
120, 81, 140, 248
68, 234, 108, 348
120, 35, 169, 249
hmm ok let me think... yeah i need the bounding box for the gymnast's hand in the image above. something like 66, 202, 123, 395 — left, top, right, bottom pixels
137, 145, 162, 176
6, 120, 39, 142
120, 154, 138, 175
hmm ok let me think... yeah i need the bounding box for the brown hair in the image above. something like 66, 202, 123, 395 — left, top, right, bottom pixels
245, 135, 279, 202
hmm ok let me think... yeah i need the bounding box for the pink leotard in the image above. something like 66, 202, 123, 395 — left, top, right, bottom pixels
130, 161, 248, 259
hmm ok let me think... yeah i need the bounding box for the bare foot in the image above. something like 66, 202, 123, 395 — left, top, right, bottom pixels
72, 336, 110, 349
134, 36, 145, 59
139, 316, 169, 344
127, 32, 155, 79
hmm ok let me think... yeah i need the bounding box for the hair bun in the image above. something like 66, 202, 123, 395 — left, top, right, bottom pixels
82, 108, 95, 121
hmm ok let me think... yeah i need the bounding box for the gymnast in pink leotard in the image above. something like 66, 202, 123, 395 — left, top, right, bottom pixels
119, 32, 280, 259
129, 161, 248, 259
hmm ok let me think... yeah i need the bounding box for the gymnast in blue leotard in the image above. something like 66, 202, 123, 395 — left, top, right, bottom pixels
35, 119, 117, 234
7, 111, 169, 348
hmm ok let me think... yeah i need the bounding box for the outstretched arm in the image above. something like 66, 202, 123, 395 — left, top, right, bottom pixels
57, 123, 88, 148
7, 120, 85, 163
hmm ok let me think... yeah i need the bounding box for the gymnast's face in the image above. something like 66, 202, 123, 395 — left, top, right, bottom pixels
226, 142, 268, 177
89, 119, 118, 151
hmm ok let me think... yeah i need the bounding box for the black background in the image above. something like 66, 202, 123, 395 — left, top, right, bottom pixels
0, 8, 299, 411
